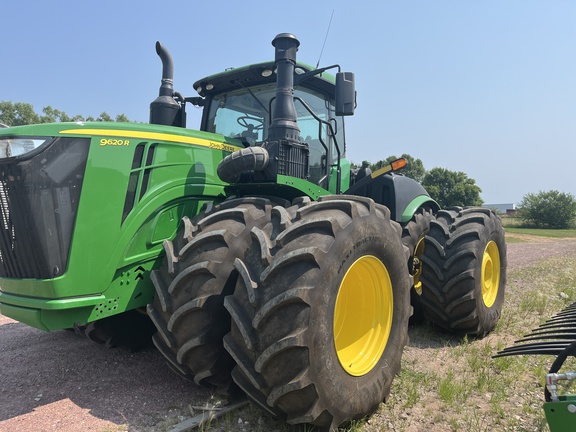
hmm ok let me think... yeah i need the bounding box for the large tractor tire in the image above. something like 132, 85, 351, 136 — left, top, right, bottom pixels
147, 197, 291, 393
401, 207, 435, 324
223, 195, 412, 430
420, 207, 506, 336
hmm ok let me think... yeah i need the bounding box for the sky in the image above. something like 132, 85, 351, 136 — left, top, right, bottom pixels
2, 0, 575, 205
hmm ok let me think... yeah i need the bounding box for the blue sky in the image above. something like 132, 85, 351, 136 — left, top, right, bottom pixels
2, 1, 574, 205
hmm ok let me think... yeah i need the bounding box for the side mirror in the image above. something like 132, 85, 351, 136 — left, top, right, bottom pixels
335, 72, 356, 116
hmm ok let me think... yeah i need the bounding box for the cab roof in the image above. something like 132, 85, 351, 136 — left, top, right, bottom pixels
192, 61, 337, 99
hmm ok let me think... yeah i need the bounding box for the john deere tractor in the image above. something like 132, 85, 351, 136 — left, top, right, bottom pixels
0, 33, 507, 430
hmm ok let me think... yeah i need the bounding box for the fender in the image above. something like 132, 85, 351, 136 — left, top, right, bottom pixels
345, 172, 439, 222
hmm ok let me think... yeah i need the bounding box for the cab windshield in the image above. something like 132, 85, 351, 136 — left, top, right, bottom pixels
206, 84, 344, 184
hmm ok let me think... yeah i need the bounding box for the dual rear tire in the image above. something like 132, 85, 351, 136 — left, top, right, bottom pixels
149, 195, 412, 430
420, 207, 507, 335
223, 195, 411, 430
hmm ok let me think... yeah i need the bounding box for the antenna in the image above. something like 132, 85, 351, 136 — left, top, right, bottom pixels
316, 9, 335, 68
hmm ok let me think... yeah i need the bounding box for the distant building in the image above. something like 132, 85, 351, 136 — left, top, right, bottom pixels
483, 203, 517, 216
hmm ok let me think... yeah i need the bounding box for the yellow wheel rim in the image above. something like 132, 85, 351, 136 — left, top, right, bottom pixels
481, 240, 500, 308
413, 237, 425, 295
333, 255, 393, 376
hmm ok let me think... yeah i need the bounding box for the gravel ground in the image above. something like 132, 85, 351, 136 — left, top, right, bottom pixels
0, 317, 211, 432
1, 237, 576, 432
506, 236, 576, 268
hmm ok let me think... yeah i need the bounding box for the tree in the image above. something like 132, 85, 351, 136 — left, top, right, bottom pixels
0, 101, 131, 126
422, 167, 483, 208
519, 190, 576, 229
40, 106, 84, 123
115, 113, 130, 123
0, 101, 39, 126
96, 112, 113, 122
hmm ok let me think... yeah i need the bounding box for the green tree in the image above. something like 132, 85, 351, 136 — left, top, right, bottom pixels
115, 113, 130, 122
40, 105, 83, 123
422, 167, 483, 208
0, 101, 40, 126
519, 190, 576, 229
0, 101, 131, 126
97, 112, 113, 122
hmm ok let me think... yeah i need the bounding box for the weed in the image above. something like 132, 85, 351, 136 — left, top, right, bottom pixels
344, 418, 369, 431
518, 289, 548, 317
438, 369, 468, 404
396, 364, 435, 408
462, 407, 490, 432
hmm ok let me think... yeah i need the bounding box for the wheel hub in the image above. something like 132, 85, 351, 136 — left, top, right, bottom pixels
333, 255, 393, 376
481, 240, 500, 307
412, 237, 425, 295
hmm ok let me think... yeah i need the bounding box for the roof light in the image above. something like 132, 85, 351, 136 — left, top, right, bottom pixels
261, 68, 273, 77
205, 83, 214, 91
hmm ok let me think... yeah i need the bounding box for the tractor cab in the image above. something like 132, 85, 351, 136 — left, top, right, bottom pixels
193, 59, 352, 194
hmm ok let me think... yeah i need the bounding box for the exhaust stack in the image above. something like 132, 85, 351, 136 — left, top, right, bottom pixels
150, 42, 180, 126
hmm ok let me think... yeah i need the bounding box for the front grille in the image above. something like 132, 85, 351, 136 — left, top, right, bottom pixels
0, 137, 90, 279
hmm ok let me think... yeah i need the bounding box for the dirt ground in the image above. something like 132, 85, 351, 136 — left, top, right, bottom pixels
2, 237, 576, 432
0, 317, 211, 432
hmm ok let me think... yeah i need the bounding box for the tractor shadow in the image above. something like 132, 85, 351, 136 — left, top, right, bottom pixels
407, 319, 469, 350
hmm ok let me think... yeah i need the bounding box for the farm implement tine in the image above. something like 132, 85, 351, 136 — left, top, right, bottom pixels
494, 301, 576, 358
493, 341, 574, 358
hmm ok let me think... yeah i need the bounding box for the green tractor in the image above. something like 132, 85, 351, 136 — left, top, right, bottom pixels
0, 33, 507, 430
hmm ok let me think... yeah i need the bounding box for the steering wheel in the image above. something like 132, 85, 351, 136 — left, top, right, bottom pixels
237, 116, 264, 131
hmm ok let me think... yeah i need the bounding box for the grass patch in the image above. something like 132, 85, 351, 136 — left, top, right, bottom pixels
438, 369, 469, 404
502, 217, 576, 238
503, 235, 528, 243
506, 227, 576, 238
